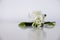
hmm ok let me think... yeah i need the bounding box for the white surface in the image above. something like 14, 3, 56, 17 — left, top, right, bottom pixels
0, 22, 60, 40
0, 0, 60, 40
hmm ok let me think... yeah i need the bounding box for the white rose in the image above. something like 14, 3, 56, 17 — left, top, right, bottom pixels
31, 11, 44, 28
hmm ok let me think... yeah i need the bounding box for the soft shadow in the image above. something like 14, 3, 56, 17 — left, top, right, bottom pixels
0, 0, 2, 2
57, 35, 60, 40
57, 0, 60, 3
0, 36, 2, 40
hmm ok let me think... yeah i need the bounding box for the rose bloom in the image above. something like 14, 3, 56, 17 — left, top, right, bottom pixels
31, 11, 44, 27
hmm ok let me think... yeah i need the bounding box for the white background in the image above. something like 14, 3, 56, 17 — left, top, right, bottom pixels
0, 0, 60, 40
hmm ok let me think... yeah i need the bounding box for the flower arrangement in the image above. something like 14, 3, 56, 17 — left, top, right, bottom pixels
18, 11, 55, 29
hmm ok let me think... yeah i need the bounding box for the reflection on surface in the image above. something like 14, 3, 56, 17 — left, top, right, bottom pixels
0, 22, 60, 40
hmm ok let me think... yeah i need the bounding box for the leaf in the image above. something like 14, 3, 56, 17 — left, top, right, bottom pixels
18, 22, 26, 28
44, 22, 55, 26
18, 22, 33, 28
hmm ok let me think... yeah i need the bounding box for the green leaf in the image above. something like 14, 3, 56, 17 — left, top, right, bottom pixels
18, 22, 26, 28
44, 22, 55, 26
